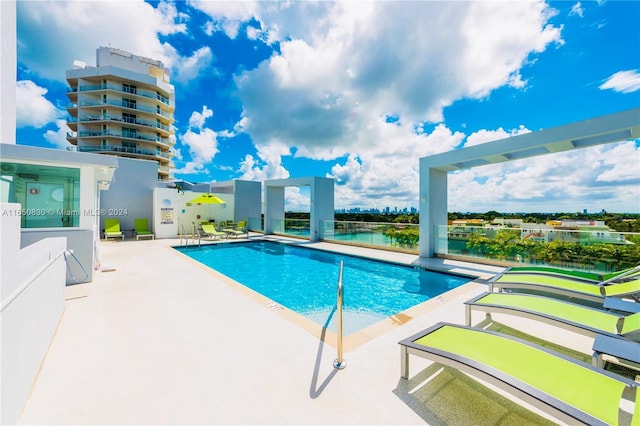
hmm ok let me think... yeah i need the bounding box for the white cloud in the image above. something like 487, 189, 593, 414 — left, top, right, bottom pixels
227, 1, 563, 209
465, 126, 531, 147
189, 0, 259, 39
570, 2, 584, 18
171, 46, 215, 85
599, 70, 640, 94
189, 106, 214, 129
17, 0, 187, 82
448, 142, 640, 213
16, 80, 64, 128
44, 120, 73, 149
596, 142, 640, 182
237, 144, 291, 182
177, 106, 219, 174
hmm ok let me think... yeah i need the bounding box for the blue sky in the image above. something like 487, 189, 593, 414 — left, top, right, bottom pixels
15, 1, 640, 213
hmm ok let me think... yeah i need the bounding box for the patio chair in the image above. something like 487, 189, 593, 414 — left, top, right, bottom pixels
399, 322, 640, 426
104, 218, 124, 240
201, 223, 227, 240
503, 265, 640, 283
223, 220, 248, 238
489, 272, 640, 303
134, 218, 154, 240
465, 292, 640, 342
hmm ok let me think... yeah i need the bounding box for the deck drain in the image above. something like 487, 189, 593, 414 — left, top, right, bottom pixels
268, 302, 284, 311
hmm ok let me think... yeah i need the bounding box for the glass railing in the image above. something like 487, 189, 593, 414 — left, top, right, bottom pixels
434, 225, 640, 273
248, 217, 264, 233
76, 145, 170, 159
77, 99, 172, 119
76, 129, 171, 146
321, 220, 419, 252
75, 114, 171, 132
71, 82, 171, 105
269, 218, 311, 238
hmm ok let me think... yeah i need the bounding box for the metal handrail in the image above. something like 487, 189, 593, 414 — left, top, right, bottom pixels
180, 223, 188, 247
191, 222, 201, 247
64, 249, 89, 282
333, 260, 347, 369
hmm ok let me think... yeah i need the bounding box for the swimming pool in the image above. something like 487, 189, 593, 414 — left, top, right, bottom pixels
175, 241, 470, 334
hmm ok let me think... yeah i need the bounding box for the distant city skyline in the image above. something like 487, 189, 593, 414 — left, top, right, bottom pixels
15, 1, 640, 213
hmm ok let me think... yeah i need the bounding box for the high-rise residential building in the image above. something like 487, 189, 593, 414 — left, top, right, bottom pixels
66, 46, 175, 181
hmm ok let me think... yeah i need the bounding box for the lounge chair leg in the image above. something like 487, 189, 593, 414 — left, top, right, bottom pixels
401, 346, 409, 379
465, 305, 471, 326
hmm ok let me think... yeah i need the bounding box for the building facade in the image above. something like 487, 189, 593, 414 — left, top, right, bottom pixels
66, 47, 175, 181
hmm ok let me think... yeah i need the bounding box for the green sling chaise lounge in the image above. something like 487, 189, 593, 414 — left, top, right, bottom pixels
201, 223, 227, 240
222, 220, 248, 238
489, 272, 640, 303
465, 292, 640, 342
399, 322, 640, 426
104, 218, 124, 240
502, 265, 640, 283
134, 218, 154, 240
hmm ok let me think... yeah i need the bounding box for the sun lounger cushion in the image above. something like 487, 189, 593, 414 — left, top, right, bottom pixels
399, 323, 639, 425
491, 273, 640, 302
104, 218, 124, 240
505, 265, 639, 282
466, 292, 640, 341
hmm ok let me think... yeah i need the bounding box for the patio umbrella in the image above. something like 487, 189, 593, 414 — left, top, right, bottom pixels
189, 193, 226, 205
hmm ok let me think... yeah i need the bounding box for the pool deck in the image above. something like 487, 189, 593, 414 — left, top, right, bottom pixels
19, 235, 593, 425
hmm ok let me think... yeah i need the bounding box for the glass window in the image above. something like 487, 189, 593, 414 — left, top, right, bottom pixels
0, 162, 81, 228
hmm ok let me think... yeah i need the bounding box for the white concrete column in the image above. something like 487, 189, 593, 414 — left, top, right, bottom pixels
309, 177, 334, 242
419, 164, 448, 258
264, 184, 284, 235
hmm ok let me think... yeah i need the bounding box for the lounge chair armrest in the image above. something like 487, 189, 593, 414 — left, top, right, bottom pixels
592, 334, 640, 365
603, 297, 640, 314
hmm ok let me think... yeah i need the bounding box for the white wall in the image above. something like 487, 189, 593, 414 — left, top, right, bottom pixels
0, 1, 17, 144
153, 188, 233, 238
21, 228, 94, 284
100, 157, 157, 232
1, 203, 67, 425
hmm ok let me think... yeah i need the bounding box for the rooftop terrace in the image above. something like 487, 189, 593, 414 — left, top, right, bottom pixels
19, 236, 600, 425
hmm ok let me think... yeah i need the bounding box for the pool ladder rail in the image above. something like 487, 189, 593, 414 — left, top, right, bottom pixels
180, 223, 201, 247
333, 260, 347, 370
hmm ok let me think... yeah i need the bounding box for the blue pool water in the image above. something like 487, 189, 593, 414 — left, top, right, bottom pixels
175, 241, 469, 334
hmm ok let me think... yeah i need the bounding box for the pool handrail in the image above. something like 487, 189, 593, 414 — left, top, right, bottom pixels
333, 260, 347, 370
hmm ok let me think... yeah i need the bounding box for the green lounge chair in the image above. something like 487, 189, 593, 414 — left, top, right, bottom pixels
201, 223, 227, 240
104, 218, 124, 240
134, 218, 154, 240
490, 273, 640, 303
399, 322, 640, 426
504, 265, 639, 282
465, 292, 640, 342
223, 220, 248, 238
503, 265, 640, 283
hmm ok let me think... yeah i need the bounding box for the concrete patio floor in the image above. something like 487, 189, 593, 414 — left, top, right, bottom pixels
18, 236, 589, 425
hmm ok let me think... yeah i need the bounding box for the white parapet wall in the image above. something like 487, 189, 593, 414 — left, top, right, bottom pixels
0, 203, 67, 424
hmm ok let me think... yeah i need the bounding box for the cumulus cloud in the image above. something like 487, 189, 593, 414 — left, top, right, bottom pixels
465, 126, 531, 147
177, 106, 220, 174
222, 1, 563, 207
171, 46, 215, 85
448, 142, 640, 213
237, 143, 291, 181
16, 80, 64, 128
599, 70, 640, 94
17, 0, 187, 82
570, 2, 584, 18
44, 120, 74, 149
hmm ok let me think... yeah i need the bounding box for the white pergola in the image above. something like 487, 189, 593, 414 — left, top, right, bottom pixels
419, 108, 640, 258
264, 177, 334, 242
